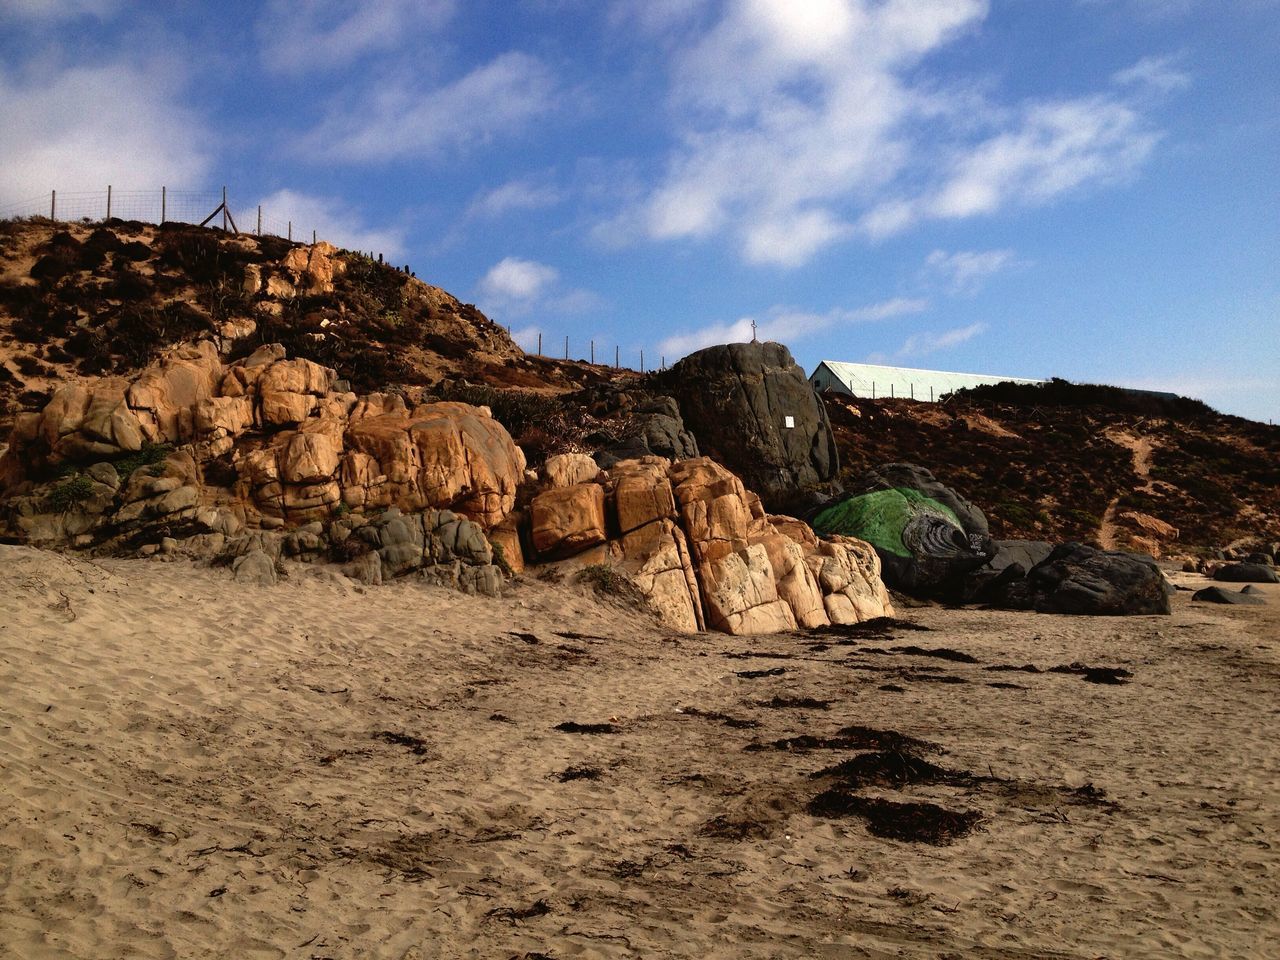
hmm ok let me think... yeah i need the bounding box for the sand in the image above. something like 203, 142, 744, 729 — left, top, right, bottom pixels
1, 545, 1277, 959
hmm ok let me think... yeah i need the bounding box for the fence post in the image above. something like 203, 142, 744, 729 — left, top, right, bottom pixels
910, 383, 914, 400
106, 184, 112, 220
590, 340, 594, 364
537, 333, 542, 356
257, 206, 262, 236
50, 190, 56, 220
640, 349, 644, 373
288, 221, 292, 241
615, 345, 619, 369
872, 381, 876, 399
661, 355, 665, 370
564, 335, 569, 360
222, 186, 227, 231
930, 386, 933, 402
891, 384, 895, 399
312, 229, 317, 245
161, 186, 166, 223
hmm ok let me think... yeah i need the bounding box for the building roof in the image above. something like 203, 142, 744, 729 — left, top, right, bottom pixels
811, 360, 1045, 399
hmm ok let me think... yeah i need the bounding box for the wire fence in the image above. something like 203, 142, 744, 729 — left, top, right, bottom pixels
0, 186, 347, 253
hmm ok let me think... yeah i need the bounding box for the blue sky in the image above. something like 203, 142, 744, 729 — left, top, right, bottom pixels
1, 0, 1277, 421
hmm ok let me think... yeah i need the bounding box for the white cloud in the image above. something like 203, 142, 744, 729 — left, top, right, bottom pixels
924, 248, 1019, 294
657, 297, 928, 359
258, 0, 454, 75
466, 177, 562, 219
250, 189, 407, 260
616, 0, 1175, 265
479, 257, 558, 303
0, 60, 210, 206
304, 52, 557, 163
894, 321, 987, 359
861, 96, 1159, 237
1112, 55, 1192, 93
1, 0, 119, 21
475, 256, 605, 324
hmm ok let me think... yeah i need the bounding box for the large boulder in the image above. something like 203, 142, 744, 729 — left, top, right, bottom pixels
1214, 563, 1279, 584
659, 342, 838, 513
962, 539, 1055, 602
811, 463, 994, 598
341, 402, 525, 527
1006, 543, 1171, 616
530, 483, 607, 559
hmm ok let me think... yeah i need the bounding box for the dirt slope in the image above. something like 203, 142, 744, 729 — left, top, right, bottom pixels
823, 390, 1280, 556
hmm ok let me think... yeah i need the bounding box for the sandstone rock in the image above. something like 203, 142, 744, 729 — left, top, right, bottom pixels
531, 484, 607, 559
265, 274, 296, 299
280, 420, 344, 484
86, 461, 120, 490
699, 542, 797, 635
542, 453, 601, 489
616, 518, 703, 633
242, 263, 262, 296
126, 341, 222, 443
343, 402, 525, 527
345, 551, 383, 586
816, 536, 894, 623
1120, 511, 1179, 541
609, 457, 676, 535
669, 457, 753, 560
488, 513, 525, 575
233, 549, 277, 586
752, 531, 828, 628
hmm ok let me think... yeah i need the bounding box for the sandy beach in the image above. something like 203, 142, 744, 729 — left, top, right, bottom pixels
1, 545, 1277, 959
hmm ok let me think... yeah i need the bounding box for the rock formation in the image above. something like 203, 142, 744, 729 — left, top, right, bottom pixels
657, 342, 839, 513
0, 340, 893, 635
811, 463, 995, 598
525, 455, 893, 635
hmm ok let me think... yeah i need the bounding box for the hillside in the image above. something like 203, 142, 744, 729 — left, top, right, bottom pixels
0, 218, 634, 454
2, 217, 1275, 560
823, 385, 1280, 557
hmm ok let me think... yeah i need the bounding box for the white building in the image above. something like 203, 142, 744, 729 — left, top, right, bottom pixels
809, 360, 1045, 402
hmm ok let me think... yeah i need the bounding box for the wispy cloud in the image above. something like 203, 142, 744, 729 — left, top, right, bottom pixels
0, 59, 210, 204
860, 95, 1159, 238
249, 189, 407, 259
1112, 55, 1192, 93
657, 297, 928, 359
466, 177, 562, 220
257, 0, 455, 75
609, 0, 1179, 265
893, 322, 987, 359
923, 248, 1020, 295
475, 256, 603, 322
0, 0, 120, 21
302, 52, 558, 164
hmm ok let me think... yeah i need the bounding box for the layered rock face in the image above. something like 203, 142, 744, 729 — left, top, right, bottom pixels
527, 455, 893, 635
1, 341, 892, 633
2, 341, 526, 534
659, 342, 840, 514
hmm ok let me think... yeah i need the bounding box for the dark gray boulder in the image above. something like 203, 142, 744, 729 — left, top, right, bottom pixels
593, 396, 699, 469
1015, 543, 1171, 615
1214, 562, 1279, 584
1192, 586, 1266, 605
962, 539, 1055, 602
811, 463, 995, 598
658, 341, 838, 512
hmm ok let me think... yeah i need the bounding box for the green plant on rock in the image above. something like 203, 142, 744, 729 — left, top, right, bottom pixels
490, 540, 514, 578
113, 442, 173, 479
577, 563, 633, 596
47, 473, 94, 512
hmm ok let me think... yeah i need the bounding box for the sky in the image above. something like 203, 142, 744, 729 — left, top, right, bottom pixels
1, 0, 1277, 422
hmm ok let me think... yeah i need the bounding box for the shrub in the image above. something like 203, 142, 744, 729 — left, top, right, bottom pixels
577, 563, 641, 600
113, 442, 172, 479
48, 473, 95, 512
